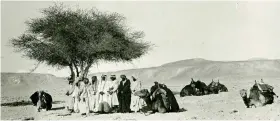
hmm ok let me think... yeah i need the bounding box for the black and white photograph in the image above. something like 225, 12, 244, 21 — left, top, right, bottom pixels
1, 0, 280, 120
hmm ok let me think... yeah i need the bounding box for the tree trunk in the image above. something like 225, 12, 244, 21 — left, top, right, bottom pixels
73, 63, 80, 77
79, 62, 85, 80
82, 64, 91, 78
69, 64, 75, 80
78, 61, 93, 80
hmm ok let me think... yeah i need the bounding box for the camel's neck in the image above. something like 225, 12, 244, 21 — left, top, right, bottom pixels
143, 97, 152, 107
241, 96, 250, 108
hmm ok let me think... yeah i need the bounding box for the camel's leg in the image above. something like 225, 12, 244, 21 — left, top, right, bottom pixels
36, 101, 41, 112
251, 102, 259, 108
247, 101, 254, 108
144, 111, 153, 116
249, 105, 253, 108
255, 101, 263, 108
253, 105, 257, 108
259, 94, 266, 105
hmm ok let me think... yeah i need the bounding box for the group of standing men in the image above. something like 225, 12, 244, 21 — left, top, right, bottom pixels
65, 74, 146, 116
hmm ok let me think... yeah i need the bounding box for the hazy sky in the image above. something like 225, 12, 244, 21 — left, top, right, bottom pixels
2, 1, 280, 77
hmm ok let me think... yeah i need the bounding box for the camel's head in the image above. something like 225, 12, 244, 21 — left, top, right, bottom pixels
134, 89, 150, 98
190, 78, 196, 88
33, 90, 48, 105
38, 91, 45, 101
151, 88, 167, 100
239, 89, 247, 98
151, 87, 170, 111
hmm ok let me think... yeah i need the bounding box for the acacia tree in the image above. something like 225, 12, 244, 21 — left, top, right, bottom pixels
11, 4, 151, 80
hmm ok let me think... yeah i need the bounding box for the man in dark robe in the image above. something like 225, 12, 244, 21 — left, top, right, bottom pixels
117, 75, 132, 113
161, 84, 180, 112
150, 81, 163, 95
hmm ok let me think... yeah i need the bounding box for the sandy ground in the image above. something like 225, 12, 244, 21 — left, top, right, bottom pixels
2, 77, 280, 120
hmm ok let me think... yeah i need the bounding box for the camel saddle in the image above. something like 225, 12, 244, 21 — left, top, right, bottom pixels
254, 83, 274, 92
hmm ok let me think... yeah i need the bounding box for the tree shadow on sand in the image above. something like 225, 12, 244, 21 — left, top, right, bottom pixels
1, 100, 65, 107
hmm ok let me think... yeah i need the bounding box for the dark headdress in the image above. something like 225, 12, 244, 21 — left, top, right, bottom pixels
110, 75, 116, 80
120, 75, 126, 79
132, 76, 137, 81
92, 76, 97, 82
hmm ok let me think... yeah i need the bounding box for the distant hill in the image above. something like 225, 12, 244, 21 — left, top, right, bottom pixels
247, 57, 270, 61
1, 73, 67, 97
89, 58, 280, 87
2, 58, 280, 96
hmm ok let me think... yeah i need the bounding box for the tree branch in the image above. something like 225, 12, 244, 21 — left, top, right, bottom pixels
69, 63, 75, 80
82, 60, 93, 78
73, 62, 79, 77
28, 61, 42, 74
78, 62, 85, 80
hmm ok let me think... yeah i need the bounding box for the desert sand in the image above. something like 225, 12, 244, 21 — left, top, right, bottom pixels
2, 59, 280, 120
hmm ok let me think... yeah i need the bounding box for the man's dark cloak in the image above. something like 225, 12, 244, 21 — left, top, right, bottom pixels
117, 79, 132, 113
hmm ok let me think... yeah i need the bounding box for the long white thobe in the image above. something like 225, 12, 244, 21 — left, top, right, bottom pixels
89, 81, 98, 112
107, 80, 120, 107
78, 82, 90, 114
71, 84, 80, 113
97, 80, 110, 104
69, 77, 83, 113
66, 84, 75, 110
130, 80, 146, 112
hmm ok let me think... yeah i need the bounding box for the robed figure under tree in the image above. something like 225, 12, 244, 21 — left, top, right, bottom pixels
89, 76, 99, 112
107, 75, 120, 112
95, 75, 111, 113
117, 75, 132, 113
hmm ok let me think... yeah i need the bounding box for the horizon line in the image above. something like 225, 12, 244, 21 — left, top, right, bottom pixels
1, 57, 280, 77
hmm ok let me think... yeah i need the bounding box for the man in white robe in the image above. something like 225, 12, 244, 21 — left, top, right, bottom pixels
96, 75, 111, 113
130, 76, 146, 112
107, 75, 120, 112
88, 76, 98, 112
65, 78, 75, 113
71, 77, 82, 113
78, 78, 90, 116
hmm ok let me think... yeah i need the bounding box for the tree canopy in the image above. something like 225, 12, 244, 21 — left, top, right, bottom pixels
11, 3, 152, 80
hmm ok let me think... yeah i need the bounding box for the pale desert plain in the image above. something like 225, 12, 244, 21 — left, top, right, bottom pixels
1, 58, 280, 120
